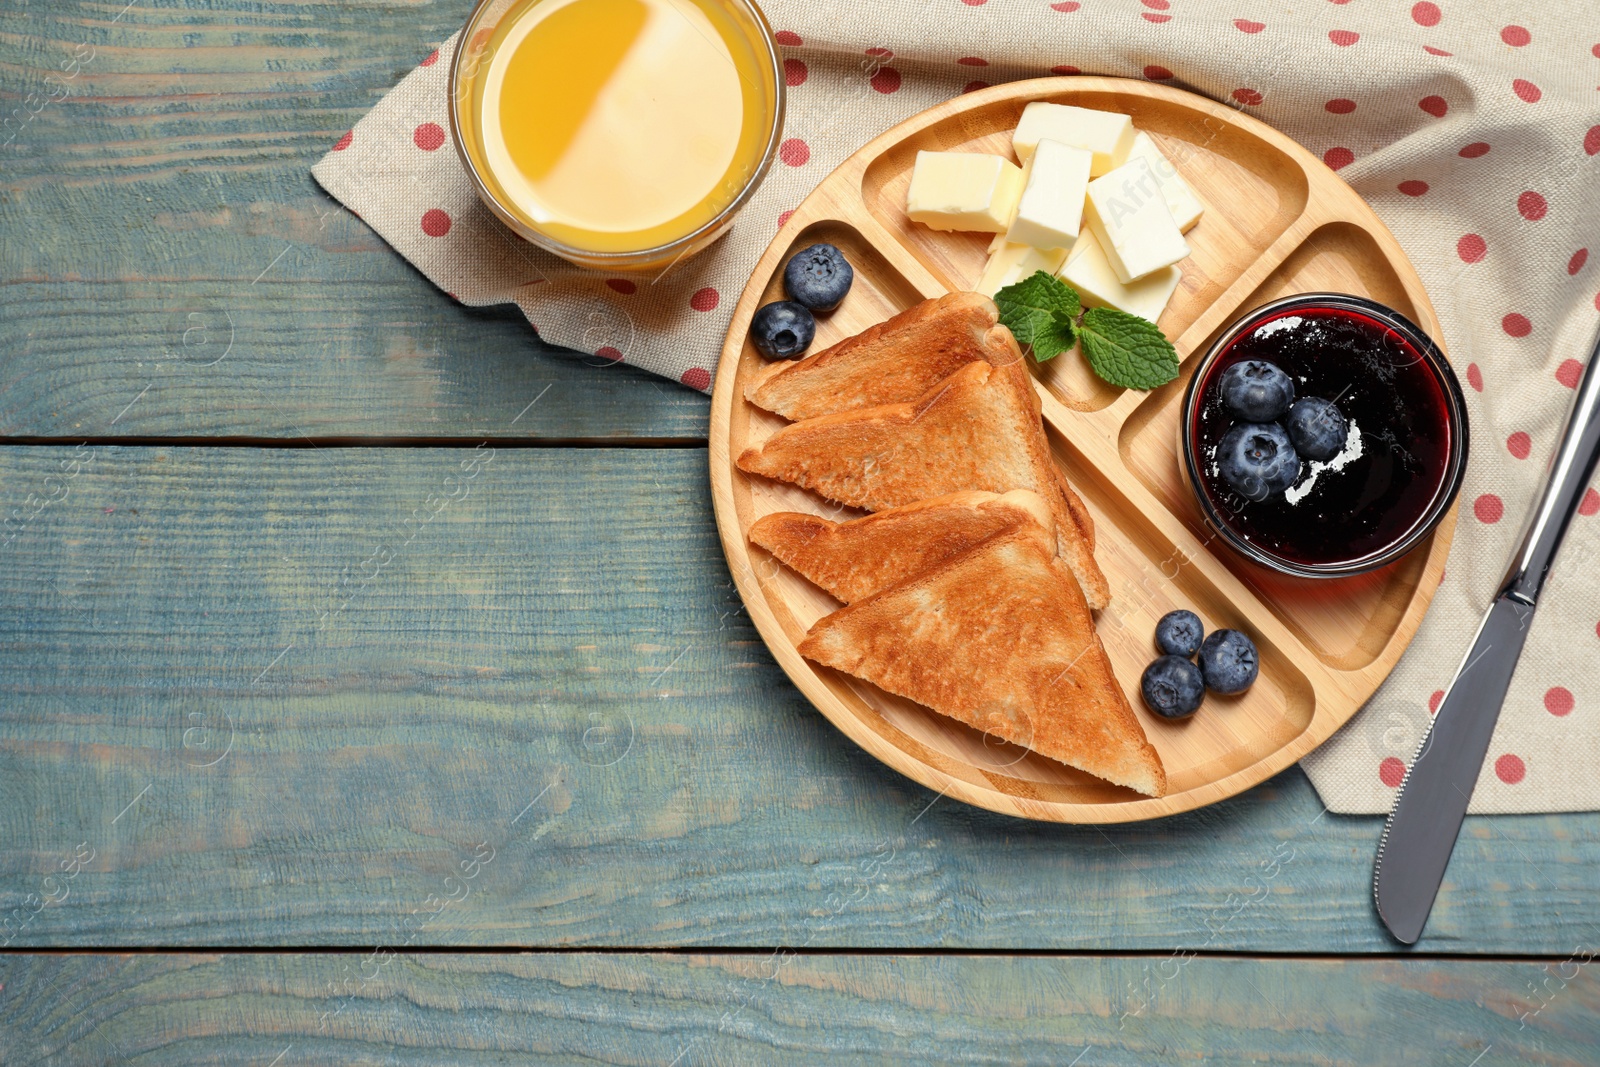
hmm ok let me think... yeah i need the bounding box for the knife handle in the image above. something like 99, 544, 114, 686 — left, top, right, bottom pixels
1502, 326, 1600, 604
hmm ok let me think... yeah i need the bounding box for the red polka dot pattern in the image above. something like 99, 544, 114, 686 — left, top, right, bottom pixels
1326, 98, 1356, 114
871, 67, 901, 93
680, 367, 711, 391
689, 288, 720, 312
1398, 180, 1429, 196
1518, 191, 1548, 220
779, 138, 810, 166
333, 131, 353, 151
1419, 96, 1448, 118
1328, 30, 1359, 46
1474, 494, 1504, 524
1144, 65, 1173, 80
962, 80, 991, 94
594, 346, 623, 362
1467, 364, 1483, 391
1501, 25, 1531, 47
1460, 142, 1491, 158
960, 0, 986, 5
1457, 234, 1487, 263
1142, 13, 1172, 23
1545, 687, 1574, 716
1380, 758, 1406, 788
1232, 87, 1263, 106
1585, 127, 1600, 156
605, 278, 636, 295
1569, 249, 1588, 275
1495, 754, 1526, 784
1513, 79, 1542, 103
1582, 488, 1600, 516
1050, 1, 1081, 10
1557, 359, 1584, 388
1324, 147, 1354, 170
1503, 313, 1532, 338
774, 30, 802, 46
1429, 690, 1445, 714
1052, 64, 1081, 75
413, 122, 445, 151
1507, 432, 1531, 459
1412, 2, 1441, 27
959, 56, 989, 67
778, 209, 795, 228
420, 208, 451, 237
1423, 46, 1453, 57
420, 49, 439, 67
784, 58, 807, 86
1235, 19, 1265, 33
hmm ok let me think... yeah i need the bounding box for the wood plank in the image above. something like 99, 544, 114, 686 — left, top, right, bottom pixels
0, 446, 1596, 953
0, 0, 708, 440
1, 952, 1595, 1065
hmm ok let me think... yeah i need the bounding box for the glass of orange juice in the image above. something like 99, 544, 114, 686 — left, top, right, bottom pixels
449, 0, 785, 271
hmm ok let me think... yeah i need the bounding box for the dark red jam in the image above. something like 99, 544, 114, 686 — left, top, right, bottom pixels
1190, 306, 1457, 568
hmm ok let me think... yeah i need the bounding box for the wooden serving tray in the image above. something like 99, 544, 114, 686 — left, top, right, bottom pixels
708, 77, 1456, 823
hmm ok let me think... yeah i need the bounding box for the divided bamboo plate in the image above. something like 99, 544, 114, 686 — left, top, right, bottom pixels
708, 77, 1457, 823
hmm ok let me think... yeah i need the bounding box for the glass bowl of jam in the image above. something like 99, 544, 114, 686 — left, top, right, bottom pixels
1182, 293, 1469, 578
449, 0, 785, 272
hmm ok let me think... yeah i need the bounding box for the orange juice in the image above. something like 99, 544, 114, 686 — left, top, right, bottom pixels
452, 0, 782, 266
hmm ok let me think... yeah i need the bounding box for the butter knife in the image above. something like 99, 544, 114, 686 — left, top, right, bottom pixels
1374, 325, 1600, 945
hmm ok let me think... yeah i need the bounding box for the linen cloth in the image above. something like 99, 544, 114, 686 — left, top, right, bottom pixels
312, 0, 1600, 813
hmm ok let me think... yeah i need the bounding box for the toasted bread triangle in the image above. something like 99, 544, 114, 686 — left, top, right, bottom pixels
737, 359, 1111, 609
745, 292, 1001, 422
750, 490, 1054, 604
799, 525, 1166, 797
745, 298, 1095, 551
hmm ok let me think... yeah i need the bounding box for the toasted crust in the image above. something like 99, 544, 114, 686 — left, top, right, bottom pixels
736, 360, 1111, 609
798, 525, 1166, 797
750, 490, 1055, 604
744, 292, 1001, 422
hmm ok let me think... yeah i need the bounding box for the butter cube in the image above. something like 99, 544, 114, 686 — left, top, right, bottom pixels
1125, 131, 1204, 232
1012, 102, 1135, 175
1004, 139, 1093, 252
1060, 230, 1180, 324
976, 241, 1071, 297
906, 151, 1024, 233
1084, 157, 1190, 283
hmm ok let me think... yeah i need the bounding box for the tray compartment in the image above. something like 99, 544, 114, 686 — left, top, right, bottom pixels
1115, 222, 1432, 670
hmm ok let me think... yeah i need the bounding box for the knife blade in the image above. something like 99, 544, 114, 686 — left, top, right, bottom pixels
1374, 324, 1600, 945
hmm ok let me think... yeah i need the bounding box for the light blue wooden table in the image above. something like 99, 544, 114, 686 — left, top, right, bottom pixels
1, 2, 1596, 1063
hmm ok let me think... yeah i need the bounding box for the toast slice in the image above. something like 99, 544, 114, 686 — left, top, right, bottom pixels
799, 524, 1166, 797
750, 490, 1054, 604
744, 292, 1003, 422
737, 359, 1111, 609
745, 296, 1096, 551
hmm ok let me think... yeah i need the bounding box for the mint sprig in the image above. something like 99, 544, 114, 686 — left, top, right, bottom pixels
993, 270, 1177, 390
1079, 306, 1179, 390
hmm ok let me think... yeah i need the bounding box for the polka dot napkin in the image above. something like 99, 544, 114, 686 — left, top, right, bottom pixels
312, 0, 1600, 814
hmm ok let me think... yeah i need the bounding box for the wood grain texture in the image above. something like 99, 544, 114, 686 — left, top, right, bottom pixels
711, 79, 1453, 822
1, 952, 1595, 1066
0, 0, 707, 440
0, 446, 1595, 953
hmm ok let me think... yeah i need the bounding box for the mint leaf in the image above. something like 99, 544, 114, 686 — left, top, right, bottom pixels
994, 270, 1081, 363
1078, 306, 1179, 390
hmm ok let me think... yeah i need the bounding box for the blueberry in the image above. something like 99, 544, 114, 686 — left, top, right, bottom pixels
783, 243, 854, 312
750, 300, 816, 360
1198, 629, 1259, 695
1154, 609, 1204, 658
1141, 656, 1206, 719
1216, 422, 1300, 501
1218, 360, 1295, 421
1286, 397, 1349, 461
